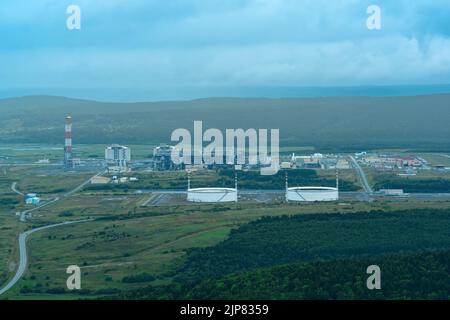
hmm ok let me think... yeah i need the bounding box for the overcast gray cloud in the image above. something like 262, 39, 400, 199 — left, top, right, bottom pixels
1, 0, 450, 99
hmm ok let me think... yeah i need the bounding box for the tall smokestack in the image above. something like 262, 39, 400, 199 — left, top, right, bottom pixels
64, 115, 73, 168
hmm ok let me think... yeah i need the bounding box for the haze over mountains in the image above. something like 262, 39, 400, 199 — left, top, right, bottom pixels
1, 94, 449, 151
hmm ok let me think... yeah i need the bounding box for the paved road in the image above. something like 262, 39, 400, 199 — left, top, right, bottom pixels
16, 170, 104, 222
349, 156, 373, 195
64, 170, 105, 197
1, 170, 104, 295
10, 182, 24, 196
19, 197, 60, 222
11, 181, 59, 222
138, 189, 297, 194
0, 219, 92, 296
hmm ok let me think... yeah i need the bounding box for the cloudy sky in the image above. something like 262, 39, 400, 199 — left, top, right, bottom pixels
1, 0, 450, 100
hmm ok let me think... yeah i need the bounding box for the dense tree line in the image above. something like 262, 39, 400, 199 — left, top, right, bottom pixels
177, 209, 450, 283
0, 196, 20, 208
374, 176, 450, 193
220, 169, 358, 191
122, 273, 155, 283
119, 250, 450, 300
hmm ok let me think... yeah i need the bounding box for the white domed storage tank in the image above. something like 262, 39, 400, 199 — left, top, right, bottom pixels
286, 186, 338, 202
186, 171, 238, 203
285, 171, 339, 202
187, 187, 238, 202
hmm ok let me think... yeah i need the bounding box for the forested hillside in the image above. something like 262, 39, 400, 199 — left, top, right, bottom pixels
185, 250, 450, 300
116, 209, 450, 300
177, 210, 450, 283
121, 250, 450, 300
1, 95, 450, 151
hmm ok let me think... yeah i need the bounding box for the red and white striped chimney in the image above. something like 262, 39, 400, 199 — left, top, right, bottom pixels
64, 115, 73, 168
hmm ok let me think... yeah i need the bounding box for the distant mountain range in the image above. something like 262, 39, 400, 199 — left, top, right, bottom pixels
1, 95, 449, 151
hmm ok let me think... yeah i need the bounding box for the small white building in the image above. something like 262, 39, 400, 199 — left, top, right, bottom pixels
26, 196, 41, 205
379, 189, 404, 196
91, 176, 111, 184
107, 166, 131, 174
336, 159, 351, 169
280, 162, 292, 169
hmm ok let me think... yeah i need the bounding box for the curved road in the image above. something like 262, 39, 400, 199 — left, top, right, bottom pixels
0, 219, 92, 296
64, 170, 105, 197
11, 182, 24, 196
19, 197, 59, 222
1, 170, 103, 296
16, 170, 104, 222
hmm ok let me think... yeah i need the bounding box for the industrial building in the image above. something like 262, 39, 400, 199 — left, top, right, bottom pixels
290, 153, 350, 170
90, 176, 111, 184
336, 159, 351, 169
280, 162, 292, 169
105, 145, 131, 167
292, 154, 321, 169
186, 172, 238, 203
153, 144, 181, 171
379, 189, 405, 196
25, 193, 40, 205
107, 165, 131, 174
360, 154, 424, 170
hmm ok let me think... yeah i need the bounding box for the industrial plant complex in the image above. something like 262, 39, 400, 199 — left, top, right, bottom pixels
56, 115, 347, 204
16, 115, 450, 209
59, 116, 448, 204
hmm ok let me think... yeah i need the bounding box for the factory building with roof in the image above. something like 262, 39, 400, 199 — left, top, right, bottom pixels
105, 144, 131, 167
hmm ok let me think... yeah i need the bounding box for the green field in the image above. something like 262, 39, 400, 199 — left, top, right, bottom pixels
3, 198, 450, 299
0, 144, 155, 162
419, 153, 450, 167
